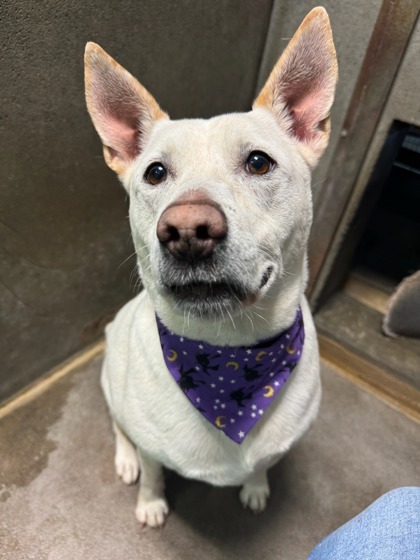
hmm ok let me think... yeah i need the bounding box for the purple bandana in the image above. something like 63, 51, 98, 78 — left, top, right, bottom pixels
157, 308, 304, 444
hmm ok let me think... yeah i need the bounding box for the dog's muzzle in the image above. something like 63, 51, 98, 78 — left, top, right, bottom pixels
156, 191, 239, 317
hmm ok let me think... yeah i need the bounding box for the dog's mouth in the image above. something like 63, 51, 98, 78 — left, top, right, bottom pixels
163, 281, 249, 318
258, 266, 274, 290
167, 281, 247, 303
163, 266, 274, 318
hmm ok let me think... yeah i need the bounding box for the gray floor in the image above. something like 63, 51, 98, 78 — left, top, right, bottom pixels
1, 355, 419, 560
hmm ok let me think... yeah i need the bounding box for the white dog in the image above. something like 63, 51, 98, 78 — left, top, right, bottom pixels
85, 7, 337, 527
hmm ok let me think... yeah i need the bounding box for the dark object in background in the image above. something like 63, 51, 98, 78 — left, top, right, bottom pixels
383, 271, 420, 338
354, 128, 420, 283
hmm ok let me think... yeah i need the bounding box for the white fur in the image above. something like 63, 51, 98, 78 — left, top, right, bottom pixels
86, 8, 338, 526
103, 288, 321, 479
100, 109, 322, 526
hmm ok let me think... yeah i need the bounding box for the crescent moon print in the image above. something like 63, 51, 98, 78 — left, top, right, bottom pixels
263, 385, 274, 398
215, 416, 227, 428
226, 361, 239, 370
167, 349, 178, 362
286, 344, 296, 355
255, 351, 267, 361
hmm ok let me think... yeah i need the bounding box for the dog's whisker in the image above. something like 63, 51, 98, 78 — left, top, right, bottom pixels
244, 310, 255, 333
118, 250, 138, 270
226, 309, 237, 331
251, 310, 271, 327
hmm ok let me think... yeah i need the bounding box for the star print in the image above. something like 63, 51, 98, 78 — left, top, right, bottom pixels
215, 399, 220, 403
214, 405, 218, 410
220, 389, 225, 393
298, 350, 301, 355
244, 358, 248, 362
269, 352, 273, 356
198, 344, 204, 349
230, 379, 236, 384
286, 334, 290, 339
246, 350, 252, 355
221, 404, 226, 409
271, 358, 276, 363
218, 376, 224, 381
238, 431, 245, 439
252, 404, 257, 410
195, 366, 200, 370
282, 360, 287, 365
211, 383, 216, 388
274, 381, 280, 386
269, 372, 275, 377
230, 418, 235, 423
281, 344, 284, 349
258, 409, 264, 415
237, 411, 243, 416
251, 412, 256, 418
196, 397, 201, 403
182, 351, 187, 355
180, 337, 184, 342
217, 350, 222, 354
230, 354, 236, 358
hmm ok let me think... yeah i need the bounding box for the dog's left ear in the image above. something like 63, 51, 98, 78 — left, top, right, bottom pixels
253, 7, 338, 167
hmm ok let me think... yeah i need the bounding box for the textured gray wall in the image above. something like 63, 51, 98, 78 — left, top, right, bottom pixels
0, 0, 273, 401
1, 0, 388, 402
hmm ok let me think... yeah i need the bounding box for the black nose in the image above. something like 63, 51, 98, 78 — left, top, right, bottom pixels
156, 192, 227, 262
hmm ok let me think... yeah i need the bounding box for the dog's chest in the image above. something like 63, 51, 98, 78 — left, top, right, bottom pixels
101, 295, 289, 485
102, 292, 320, 486
111, 352, 281, 485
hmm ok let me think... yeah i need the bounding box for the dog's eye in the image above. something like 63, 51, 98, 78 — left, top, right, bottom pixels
246, 152, 273, 175
145, 163, 167, 185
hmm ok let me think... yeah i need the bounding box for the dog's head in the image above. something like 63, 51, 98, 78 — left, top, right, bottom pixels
85, 8, 337, 326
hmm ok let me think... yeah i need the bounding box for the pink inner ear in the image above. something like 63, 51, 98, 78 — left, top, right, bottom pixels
87, 52, 147, 166
103, 114, 140, 161
289, 88, 325, 143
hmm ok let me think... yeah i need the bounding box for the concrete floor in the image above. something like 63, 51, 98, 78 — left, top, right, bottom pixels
1, 355, 419, 560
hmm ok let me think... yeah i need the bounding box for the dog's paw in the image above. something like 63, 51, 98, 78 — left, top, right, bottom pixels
239, 481, 270, 513
135, 497, 169, 528
115, 445, 140, 485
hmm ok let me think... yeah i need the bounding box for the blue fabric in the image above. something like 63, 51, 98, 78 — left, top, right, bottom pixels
308, 487, 420, 560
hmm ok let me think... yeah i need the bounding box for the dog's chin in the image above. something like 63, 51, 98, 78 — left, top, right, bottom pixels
163, 281, 255, 319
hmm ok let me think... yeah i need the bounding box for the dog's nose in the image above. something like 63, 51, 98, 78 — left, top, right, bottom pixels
156, 192, 227, 261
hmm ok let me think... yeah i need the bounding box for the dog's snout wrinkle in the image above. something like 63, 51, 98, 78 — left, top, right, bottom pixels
157, 197, 227, 262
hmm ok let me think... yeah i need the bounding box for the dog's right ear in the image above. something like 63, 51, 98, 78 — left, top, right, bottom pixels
84, 42, 168, 177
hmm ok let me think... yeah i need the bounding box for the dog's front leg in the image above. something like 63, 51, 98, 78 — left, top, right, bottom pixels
113, 421, 140, 485
239, 469, 270, 514
135, 450, 169, 528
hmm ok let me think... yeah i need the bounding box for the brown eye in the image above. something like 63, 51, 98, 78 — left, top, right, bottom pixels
246, 151, 273, 175
146, 162, 167, 185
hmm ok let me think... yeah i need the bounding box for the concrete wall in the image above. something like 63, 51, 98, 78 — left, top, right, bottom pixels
1, 1, 388, 402
0, 0, 273, 401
